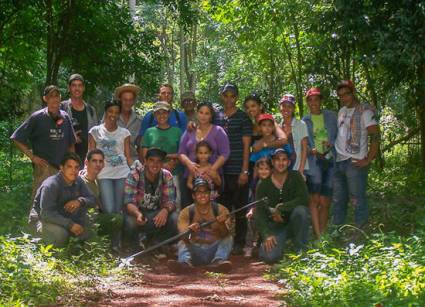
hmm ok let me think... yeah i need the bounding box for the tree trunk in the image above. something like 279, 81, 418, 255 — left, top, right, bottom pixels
179, 25, 184, 95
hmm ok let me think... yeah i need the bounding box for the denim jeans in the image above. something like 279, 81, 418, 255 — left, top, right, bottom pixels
98, 178, 126, 213
259, 206, 310, 263
306, 157, 335, 197
332, 159, 369, 227
124, 209, 178, 248
37, 219, 92, 248
177, 235, 233, 266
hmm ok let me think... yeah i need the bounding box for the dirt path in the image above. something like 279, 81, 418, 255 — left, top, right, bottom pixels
92, 255, 283, 306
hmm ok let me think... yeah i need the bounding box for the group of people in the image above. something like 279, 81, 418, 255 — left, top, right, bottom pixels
11, 73, 380, 273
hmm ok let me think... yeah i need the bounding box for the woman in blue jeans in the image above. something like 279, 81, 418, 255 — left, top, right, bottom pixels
88, 100, 133, 249
302, 88, 337, 239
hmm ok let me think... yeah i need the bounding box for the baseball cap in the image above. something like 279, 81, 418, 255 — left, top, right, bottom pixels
192, 177, 211, 192
43, 85, 60, 96
153, 101, 171, 113
279, 94, 296, 105
305, 87, 322, 99
68, 73, 84, 85
271, 148, 289, 158
220, 83, 238, 96
336, 80, 355, 93
257, 113, 275, 124
145, 148, 167, 161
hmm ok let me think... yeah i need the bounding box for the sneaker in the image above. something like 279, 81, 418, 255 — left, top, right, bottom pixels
206, 260, 232, 273
167, 260, 195, 274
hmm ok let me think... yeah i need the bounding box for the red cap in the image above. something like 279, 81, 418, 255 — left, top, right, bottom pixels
257, 113, 275, 123
306, 87, 322, 99
336, 80, 355, 93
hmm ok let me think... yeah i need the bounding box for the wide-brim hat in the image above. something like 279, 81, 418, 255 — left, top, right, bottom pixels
114, 83, 141, 99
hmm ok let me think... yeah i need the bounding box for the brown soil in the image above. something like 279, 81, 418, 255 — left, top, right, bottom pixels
90, 254, 284, 306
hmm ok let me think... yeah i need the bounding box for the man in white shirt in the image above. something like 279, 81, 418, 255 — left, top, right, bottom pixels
333, 80, 380, 228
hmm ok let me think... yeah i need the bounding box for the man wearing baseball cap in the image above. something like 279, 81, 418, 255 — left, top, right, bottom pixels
215, 82, 253, 255
333, 80, 380, 230
124, 147, 178, 253
168, 177, 233, 274
114, 83, 142, 161
11, 85, 76, 228
302, 87, 338, 239
138, 84, 187, 146
255, 148, 309, 263
61, 73, 98, 163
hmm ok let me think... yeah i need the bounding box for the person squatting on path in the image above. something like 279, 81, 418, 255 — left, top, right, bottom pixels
302, 87, 338, 239
124, 148, 178, 253
168, 177, 233, 274
333, 80, 380, 229
11, 85, 76, 228
255, 148, 310, 263
30, 152, 96, 247
61, 73, 98, 164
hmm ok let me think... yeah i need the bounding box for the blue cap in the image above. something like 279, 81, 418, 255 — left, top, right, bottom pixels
271, 148, 289, 158
192, 177, 211, 191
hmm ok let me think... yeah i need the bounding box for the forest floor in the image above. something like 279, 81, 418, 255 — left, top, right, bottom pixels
74, 251, 284, 306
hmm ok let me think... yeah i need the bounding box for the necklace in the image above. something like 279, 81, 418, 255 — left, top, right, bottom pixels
196, 125, 212, 141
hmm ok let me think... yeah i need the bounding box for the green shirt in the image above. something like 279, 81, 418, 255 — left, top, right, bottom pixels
143, 126, 182, 175
255, 171, 308, 238
311, 113, 327, 154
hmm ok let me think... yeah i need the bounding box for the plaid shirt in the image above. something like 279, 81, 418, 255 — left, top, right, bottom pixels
124, 161, 176, 212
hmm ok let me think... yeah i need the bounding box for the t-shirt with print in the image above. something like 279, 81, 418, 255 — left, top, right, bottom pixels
335, 106, 377, 162
71, 106, 89, 163
10, 108, 76, 168
89, 124, 131, 179
311, 114, 328, 154
142, 126, 182, 175
142, 176, 160, 211
215, 109, 253, 174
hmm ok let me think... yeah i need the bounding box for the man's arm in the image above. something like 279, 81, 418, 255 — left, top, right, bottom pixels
12, 139, 48, 167
366, 124, 380, 163
238, 135, 251, 185
160, 171, 176, 212
40, 184, 74, 229
78, 179, 96, 208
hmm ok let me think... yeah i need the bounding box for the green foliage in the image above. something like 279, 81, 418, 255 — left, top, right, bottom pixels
0, 234, 125, 306
273, 232, 425, 306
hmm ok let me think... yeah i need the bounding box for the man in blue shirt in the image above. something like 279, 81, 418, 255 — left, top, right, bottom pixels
137, 84, 187, 148
31, 152, 96, 247
11, 85, 76, 216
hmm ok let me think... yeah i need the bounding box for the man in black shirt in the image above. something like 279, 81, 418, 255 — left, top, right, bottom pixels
61, 73, 98, 163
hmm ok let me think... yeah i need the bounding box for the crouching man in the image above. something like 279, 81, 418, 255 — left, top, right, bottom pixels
255, 148, 310, 263
124, 148, 178, 252
168, 177, 233, 274
31, 152, 96, 247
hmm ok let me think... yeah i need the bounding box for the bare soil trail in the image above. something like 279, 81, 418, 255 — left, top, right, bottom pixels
91, 255, 284, 306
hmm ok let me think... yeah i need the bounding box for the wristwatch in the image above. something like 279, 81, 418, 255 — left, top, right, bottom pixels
242, 170, 249, 175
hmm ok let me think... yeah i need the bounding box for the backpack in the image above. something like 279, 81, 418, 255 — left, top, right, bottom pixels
188, 202, 219, 224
